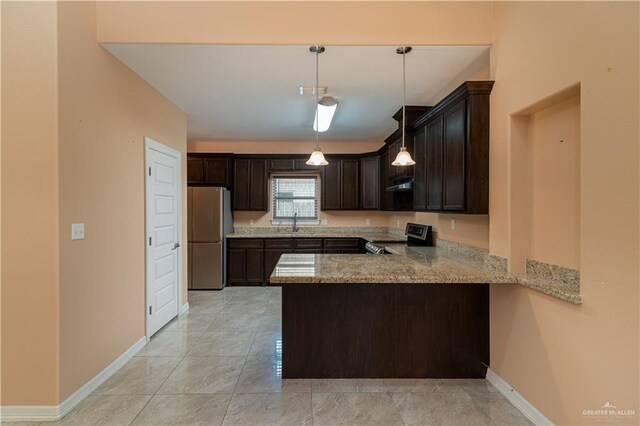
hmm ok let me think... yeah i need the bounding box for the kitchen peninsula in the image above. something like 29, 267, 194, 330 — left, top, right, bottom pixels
270, 247, 514, 379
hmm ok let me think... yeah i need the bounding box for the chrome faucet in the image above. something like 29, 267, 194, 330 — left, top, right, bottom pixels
292, 212, 299, 233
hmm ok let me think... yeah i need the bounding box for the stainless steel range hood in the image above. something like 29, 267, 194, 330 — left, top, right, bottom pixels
386, 177, 413, 192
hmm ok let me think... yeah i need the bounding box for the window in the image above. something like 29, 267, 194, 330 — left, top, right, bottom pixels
272, 176, 319, 220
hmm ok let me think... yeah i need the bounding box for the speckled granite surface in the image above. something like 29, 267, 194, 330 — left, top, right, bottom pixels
270, 249, 516, 284
228, 227, 407, 243
513, 259, 582, 304
239, 227, 582, 303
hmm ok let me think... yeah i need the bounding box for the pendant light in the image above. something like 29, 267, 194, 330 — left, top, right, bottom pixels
306, 45, 329, 166
392, 46, 416, 167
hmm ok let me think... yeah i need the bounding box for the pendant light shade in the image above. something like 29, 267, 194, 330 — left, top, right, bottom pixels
392, 146, 416, 166
306, 149, 329, 166
392, 46, 415, 167
306, 45, 329, 166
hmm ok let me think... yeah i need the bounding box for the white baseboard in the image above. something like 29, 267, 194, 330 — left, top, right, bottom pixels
180, 302, 190, 315
486, 368, 554, 426
0, 336, 147, 422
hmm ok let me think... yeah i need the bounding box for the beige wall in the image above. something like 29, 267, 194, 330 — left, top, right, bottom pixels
489, 2, 639, 424
2, 2, 638, 424
1, 1, 60, 406
529, 95, 580, 269
1, 1, 187, 405
96, 1, 494, 46
56, 2, 187, 400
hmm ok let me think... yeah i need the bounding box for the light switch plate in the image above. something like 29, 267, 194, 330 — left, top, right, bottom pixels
71, 223, 85, 240
365, 218, 371, 225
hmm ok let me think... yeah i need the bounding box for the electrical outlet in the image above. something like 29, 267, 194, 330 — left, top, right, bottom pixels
249, 219, 255, 226
365, 218, 371, 226
450, 218, 456, 230
321, 218, 328, 225
397, 220, 400, 228
71, 223, 85, 240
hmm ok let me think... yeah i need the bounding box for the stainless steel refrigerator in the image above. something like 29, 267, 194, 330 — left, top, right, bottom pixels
187, 187, 232, 290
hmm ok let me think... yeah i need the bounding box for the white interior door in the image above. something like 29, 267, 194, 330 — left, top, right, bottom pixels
145, 137, 181, 337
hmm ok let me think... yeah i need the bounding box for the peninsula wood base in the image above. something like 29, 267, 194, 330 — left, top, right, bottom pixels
281, 283, 489, 378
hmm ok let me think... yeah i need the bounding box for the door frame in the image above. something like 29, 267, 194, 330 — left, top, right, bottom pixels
144, 136, 183, 339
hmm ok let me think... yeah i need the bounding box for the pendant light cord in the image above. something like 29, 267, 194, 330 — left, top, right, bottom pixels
315, 49, 320, 151
402, 48, 406, 149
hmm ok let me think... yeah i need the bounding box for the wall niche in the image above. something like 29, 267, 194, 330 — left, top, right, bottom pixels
508, 85, 581, 301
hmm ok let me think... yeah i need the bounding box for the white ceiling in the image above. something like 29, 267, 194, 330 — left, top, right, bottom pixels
103, 44, 489, 141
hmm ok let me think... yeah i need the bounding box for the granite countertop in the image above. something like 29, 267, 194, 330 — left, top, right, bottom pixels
270, 248, 516, 284
227, 228, 407, 243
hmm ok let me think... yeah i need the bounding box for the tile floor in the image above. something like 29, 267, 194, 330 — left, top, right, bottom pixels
6, 287, 533, 425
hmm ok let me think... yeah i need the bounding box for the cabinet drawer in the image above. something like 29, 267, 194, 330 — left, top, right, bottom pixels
227, 238, 264, 249
294, 239, 323, 249
324, 238, 360, 248
264, 239, 295, 249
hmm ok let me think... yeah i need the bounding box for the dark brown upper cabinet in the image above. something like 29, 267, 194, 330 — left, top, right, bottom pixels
233, 158, 268, 211
412, 81, 493, 214
412, 126, 427, 211
268, 158, 296, 172
321, 157, 359, 211
426, 115, 444, 211
187, 154, 232, 187
360, 155, 380, 210
266, 156, 321, 172
187, 156, 204, 185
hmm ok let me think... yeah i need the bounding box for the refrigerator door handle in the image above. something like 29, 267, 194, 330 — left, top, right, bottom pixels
172, 242, 181, 250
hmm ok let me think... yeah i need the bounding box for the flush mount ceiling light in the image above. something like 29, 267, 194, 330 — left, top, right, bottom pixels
299, 86, 327, 96
313, 96, 338, 132
392, 46, 416, 167
306, 45, 329, 166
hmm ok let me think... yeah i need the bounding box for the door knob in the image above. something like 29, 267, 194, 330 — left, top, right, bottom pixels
172, 243, 181, 250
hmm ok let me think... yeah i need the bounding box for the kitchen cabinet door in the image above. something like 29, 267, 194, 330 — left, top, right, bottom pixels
233, 159, 268, 211
233, 159, 250, 210
187, 156, 204, 185
294, 158, 320, 171
246, 249, 264, 284
227, 248, 247, 285
426, 116, 444, 211
341, 159, 359, 210
412, 126, 427, 211
380, 151, 394, 211
360, 156, 380, 210
264, 249, 290, 283
321, 161, 341, 210
269, 158, 296, 172
204, 156, 232, 187
388, 140, 399, 178
443, 100, 466, 211
249, 159, 268, 211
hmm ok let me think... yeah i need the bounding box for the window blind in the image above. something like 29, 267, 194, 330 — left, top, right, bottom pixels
272, 176, 319, 219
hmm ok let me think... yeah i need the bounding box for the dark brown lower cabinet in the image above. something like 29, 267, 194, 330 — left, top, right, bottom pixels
227, 239, 264, 286
282, 283, 489, 378
227, 238, 365, 285
264, 239, 295, 283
